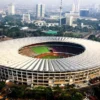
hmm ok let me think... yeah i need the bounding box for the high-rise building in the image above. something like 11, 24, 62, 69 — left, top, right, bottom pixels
36, 4, 45, 18
8, 3, 15, 15
80, 9, 89, 17
61, 14, 78, 27
94, 4, 100, 12
61, 16, 74, 26
72, 0, 80, 13
22, 14, 31, 23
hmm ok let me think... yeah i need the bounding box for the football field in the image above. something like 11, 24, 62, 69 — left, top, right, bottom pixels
31, 46, 49, 54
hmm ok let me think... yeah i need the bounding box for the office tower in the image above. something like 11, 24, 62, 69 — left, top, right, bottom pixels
8, 3, 15, 15
22, 14, 31, 23
72, 0, 80, 13
95, 4, 100, 12
61, 16, 74, 26
36, 4, 45, 18
80, 9, 89, 17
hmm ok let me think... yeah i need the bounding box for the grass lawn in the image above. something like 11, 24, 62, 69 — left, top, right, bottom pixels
31, 46, 49, 54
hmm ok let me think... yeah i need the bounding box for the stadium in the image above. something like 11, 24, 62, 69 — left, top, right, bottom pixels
0, 37, 100, 86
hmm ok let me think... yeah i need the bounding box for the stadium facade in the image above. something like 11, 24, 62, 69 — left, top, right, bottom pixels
0, 37, 100, 86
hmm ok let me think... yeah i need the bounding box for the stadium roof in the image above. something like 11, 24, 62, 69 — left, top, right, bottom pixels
0, 37, 100, 72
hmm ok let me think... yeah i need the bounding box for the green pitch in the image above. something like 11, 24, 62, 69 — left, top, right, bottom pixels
31, 46, 50, 54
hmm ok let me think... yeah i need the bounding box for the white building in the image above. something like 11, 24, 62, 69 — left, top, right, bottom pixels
20, 27, 29, 31
94, 4, 100, 12
61, 16, 76, 26
72, 0, 80, 13
62, 12, 79, 26
8, 3, 15, 15
36, 4, 45, 18
49, 15, 60, 20
2, 12, 6, 18
22, 14, 31, 23
46, 23, 59, 27
34, 20, 59, 27
34, 20, 46, 27
0, 10, 3, 14
81, 23, 90, 28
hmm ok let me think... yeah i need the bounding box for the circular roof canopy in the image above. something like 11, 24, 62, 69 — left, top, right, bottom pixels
0, 37, 100, 72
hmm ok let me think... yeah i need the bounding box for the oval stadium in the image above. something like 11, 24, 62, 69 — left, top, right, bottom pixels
0, 37, 100, 86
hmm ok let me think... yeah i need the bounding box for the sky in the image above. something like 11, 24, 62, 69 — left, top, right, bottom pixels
0, 0, 100, 4
0, 0, 100, 5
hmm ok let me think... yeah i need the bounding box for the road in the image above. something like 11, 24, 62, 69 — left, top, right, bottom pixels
83, 32, 94, 39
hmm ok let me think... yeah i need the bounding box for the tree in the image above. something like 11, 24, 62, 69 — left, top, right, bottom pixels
60, 93, 72, 100
72, 92, 83, 100
92, 86, 100, 99
0, 82, 5, 90
8, 85, 26, 98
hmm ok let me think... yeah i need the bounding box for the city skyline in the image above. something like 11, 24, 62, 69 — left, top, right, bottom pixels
0, 0, 100, 6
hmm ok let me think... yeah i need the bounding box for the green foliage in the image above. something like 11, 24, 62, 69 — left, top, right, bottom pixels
0, 82, 5, 90
88, 35, 100, 41
92, 85, 100, 99
27, 23, 38, 29
76, 19, 100, 30
72, 92, 83, 100
5, 84, 84, 100
1, 15, 100, 38
63, 33, 82, 38
53, 85, 62, 92
8, 85, 26, 98
60, 93, 72, 100
2, 15, 22, 26
53, 85, 83, 100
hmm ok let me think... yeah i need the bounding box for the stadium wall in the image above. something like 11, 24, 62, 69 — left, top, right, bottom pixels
0, 65, 100, 86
